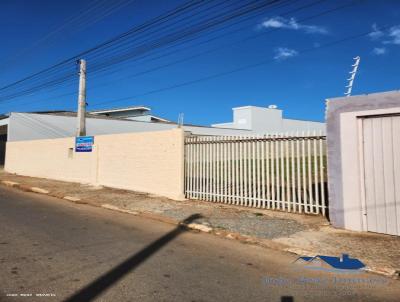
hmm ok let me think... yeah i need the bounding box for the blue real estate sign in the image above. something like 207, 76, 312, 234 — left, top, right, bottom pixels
75, 136, 94, 152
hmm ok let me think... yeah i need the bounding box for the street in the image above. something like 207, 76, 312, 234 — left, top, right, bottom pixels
0, 186, 399, 302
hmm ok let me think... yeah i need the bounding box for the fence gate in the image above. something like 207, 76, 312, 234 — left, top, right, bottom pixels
184, 133, 327, 215
361, 115, 400, 235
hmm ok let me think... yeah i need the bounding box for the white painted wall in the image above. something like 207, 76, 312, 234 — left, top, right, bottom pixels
6, 129, 186, 200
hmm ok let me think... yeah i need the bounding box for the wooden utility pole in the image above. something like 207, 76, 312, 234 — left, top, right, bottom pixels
76, 59, 87, 136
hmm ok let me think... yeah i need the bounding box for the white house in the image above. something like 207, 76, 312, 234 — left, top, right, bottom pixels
0, 104, 326, 165
3, 111, 253, 142
0, 106, 252, 165
212, 105, 325, 134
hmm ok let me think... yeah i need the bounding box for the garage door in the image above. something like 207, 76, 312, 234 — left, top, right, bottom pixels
362, 115, 400, 236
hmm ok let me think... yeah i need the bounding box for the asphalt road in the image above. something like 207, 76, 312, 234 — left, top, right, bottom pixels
0, 187, 399, 302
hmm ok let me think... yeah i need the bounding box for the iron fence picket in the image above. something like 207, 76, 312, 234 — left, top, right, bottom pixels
184, 133, 327, 216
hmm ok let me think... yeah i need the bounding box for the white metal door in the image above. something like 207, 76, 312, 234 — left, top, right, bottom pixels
362, 115, 400, 236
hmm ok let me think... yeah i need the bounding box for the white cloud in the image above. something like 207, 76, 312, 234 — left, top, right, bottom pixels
274, 47, 298, 60
388, 25, 400, 45
262, 18, 286, 28
368, 23, 384, 40
372, 47, 386, 55
368, 23, 400, 45
261, 17, 328, 34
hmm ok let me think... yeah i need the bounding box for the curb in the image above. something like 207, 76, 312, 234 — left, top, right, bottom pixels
101, 204, 212, 231
64, 196, 85, 203
101, 204, 139, 215
30, 187, 49, 194
0, 179, 398, 280
187, 223, 212, 233
1, 180, 19, 187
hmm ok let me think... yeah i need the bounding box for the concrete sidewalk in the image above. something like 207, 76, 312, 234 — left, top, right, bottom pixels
1, 170, 399, 279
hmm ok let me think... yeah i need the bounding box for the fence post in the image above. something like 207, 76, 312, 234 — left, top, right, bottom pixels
175, 129, 187, 201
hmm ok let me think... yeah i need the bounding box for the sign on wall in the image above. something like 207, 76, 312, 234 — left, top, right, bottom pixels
75, 136, 94, 152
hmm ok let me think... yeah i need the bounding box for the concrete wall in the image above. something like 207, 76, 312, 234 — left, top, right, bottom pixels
326, 90, 400, 231
5, 129, 185, 200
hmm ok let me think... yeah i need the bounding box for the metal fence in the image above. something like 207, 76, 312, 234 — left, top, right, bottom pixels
184, 132, 327, 216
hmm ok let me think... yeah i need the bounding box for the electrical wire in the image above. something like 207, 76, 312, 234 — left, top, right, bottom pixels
0, 0, 206, 93
0, 0, 135, 70
0, 0, 359, 111
0, 0, 282, 101
89, 24, 395, 108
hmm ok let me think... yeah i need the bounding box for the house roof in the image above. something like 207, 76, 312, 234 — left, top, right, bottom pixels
89, 106, 151, 114
147, 115, 170, 123
35, 111, 174, 124
1, 109, 171, 124
31, 110, 74, 114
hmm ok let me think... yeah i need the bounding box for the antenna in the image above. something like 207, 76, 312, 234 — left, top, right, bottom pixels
344, 56, 360, 97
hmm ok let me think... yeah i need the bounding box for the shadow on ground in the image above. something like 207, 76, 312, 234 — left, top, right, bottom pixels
64, 214, 202, 302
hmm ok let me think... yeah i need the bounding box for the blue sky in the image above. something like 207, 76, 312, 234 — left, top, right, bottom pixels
0, 0, 399, 126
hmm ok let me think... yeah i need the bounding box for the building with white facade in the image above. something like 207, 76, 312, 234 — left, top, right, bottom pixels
212, 105, 325, 134
4, 111, 252, 141
0, 104, 326, 165
0, 106, 251, 165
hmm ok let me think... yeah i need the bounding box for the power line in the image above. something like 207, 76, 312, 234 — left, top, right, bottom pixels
87, 0, 281, 73
0, 1, 272, 98
84, 0, 341, 87
84, 0, 305, 78
84, 0, 279, 65
0, 0, 135, 70
89, 24, 393, 108
0, 0, 282, 101
0, 0, 206, 93
22, 0, 291, 97
0, 0, 357, 109
0, 22, 377, 114
1, 0, 350, 102
0, 0, 218, 98
0, 0, 210, 100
